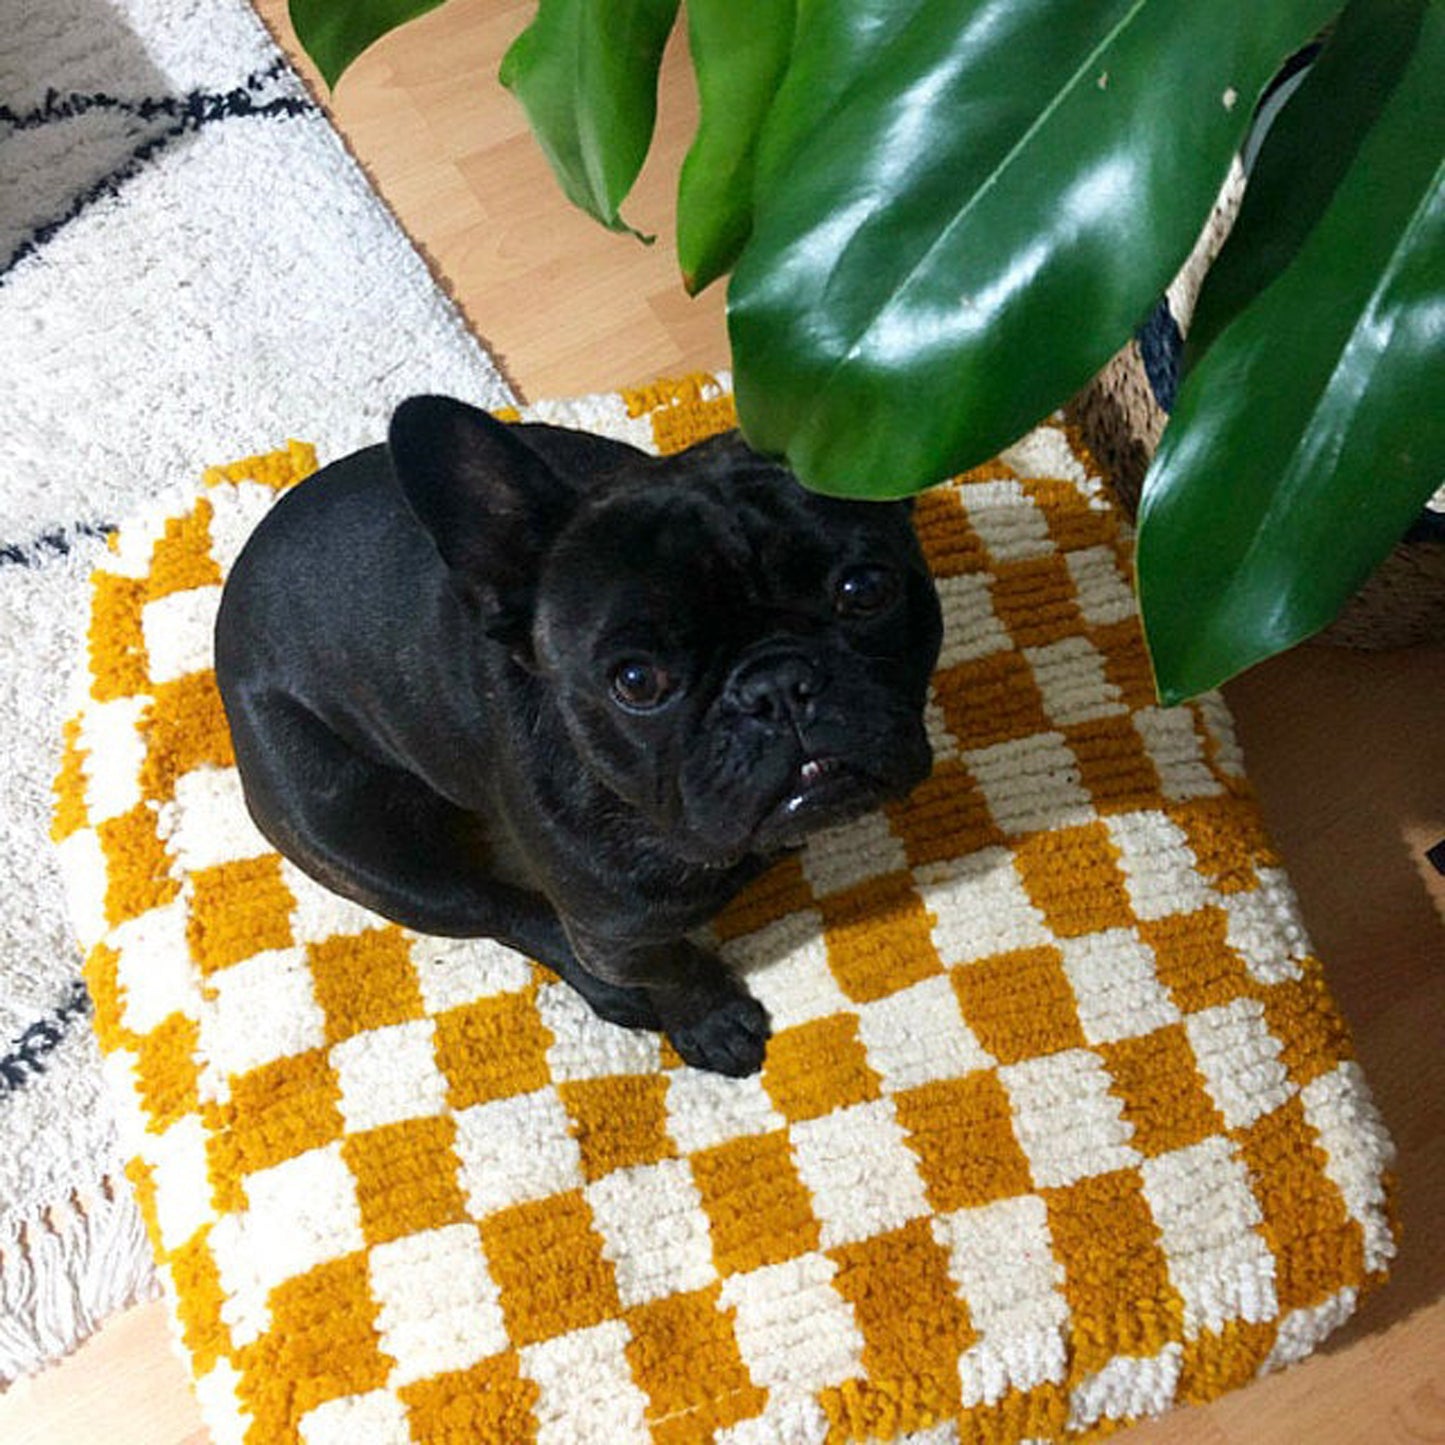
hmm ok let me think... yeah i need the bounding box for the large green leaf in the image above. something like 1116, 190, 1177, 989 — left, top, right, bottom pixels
1136, 0, 1445, 705
676, 0, 795, 295
289, 0, 446, 89
500, 0, 681, 240
727, 0, 1341, 497
1186, 0, 1426, 360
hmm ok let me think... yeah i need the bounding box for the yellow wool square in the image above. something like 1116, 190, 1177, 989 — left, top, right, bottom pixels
399, 1352, 542, 1444
624, 1285, 770, 1444
893, 1072, 1035, 1212
1097, 1026, 1226, 1158
480, 1191, 623, 1348
217, 1048, 343, 1178
763, 1013, 884, 1124
344, 1115, 471, 1246
433, 988, 554, 1110
827, 1217, 978, 1427
558, 1073, 678, 1183
817, 873, 943, 1004
689, 1130, 821, 1274
186, 855, 294, 974
307, 927, 426, 1045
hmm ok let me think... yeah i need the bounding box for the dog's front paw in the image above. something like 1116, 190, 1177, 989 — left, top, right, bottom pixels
665, 993, 771, 1077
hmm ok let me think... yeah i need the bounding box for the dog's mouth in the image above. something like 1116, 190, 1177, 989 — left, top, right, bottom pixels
765, 754, 880, 840
671, 754, 876, 866
675, 713, 935, 864
784, 755, 852, 808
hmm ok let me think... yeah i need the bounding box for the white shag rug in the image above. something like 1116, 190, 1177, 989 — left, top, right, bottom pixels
0, 0, 513, 1384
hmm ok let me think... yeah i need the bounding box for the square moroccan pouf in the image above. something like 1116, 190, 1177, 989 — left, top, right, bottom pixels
54, 376, 1397, 1444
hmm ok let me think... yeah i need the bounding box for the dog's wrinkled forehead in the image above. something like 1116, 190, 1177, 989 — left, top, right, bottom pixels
539, 437, 909, 633
525, 430, 919, 673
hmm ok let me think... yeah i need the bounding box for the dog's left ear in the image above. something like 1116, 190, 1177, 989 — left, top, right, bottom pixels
389, 395, 577, 593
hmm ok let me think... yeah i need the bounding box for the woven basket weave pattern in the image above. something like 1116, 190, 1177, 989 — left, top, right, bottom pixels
53, 378, 1395, 1444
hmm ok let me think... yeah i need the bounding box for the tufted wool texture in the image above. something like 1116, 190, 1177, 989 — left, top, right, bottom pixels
1, 0, 513, 1382
54, 376, 1397, 1444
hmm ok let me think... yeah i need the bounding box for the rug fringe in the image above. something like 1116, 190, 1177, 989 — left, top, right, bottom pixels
0, 1175, 158, 1389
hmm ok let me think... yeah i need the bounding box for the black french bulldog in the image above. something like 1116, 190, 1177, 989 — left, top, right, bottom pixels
214, 397, 942, 1076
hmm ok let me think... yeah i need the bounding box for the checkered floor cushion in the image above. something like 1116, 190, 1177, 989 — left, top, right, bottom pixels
53, 376, 1396, 1445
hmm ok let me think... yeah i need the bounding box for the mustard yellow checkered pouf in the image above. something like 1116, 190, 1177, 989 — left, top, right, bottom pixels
53, 377, 1396, 1444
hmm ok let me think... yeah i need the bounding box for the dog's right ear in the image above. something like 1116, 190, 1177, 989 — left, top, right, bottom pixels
388, 395, 578, 598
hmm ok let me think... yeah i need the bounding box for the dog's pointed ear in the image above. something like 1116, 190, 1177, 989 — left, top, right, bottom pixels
388, 395, 576, 594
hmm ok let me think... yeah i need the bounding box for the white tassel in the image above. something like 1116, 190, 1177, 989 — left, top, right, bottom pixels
0, 1175, 158, 1387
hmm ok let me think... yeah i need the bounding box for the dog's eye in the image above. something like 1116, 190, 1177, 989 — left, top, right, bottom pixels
610, 659, 673, 710
834, 564, 901, 617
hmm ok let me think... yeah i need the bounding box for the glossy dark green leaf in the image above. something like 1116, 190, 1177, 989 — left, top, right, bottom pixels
1187, 0, 1426, 361
676, 0, 795, 294
727, 0, 1342, 497
289, 0, 446, 89
500, 0, 681, 240
1137, 0, 1445, 705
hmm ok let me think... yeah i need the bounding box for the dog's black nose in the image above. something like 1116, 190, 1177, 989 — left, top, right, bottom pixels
727, 652, 826, 723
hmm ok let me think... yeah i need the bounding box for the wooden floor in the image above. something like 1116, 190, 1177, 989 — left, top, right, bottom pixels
4, 3, 1442, 1441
